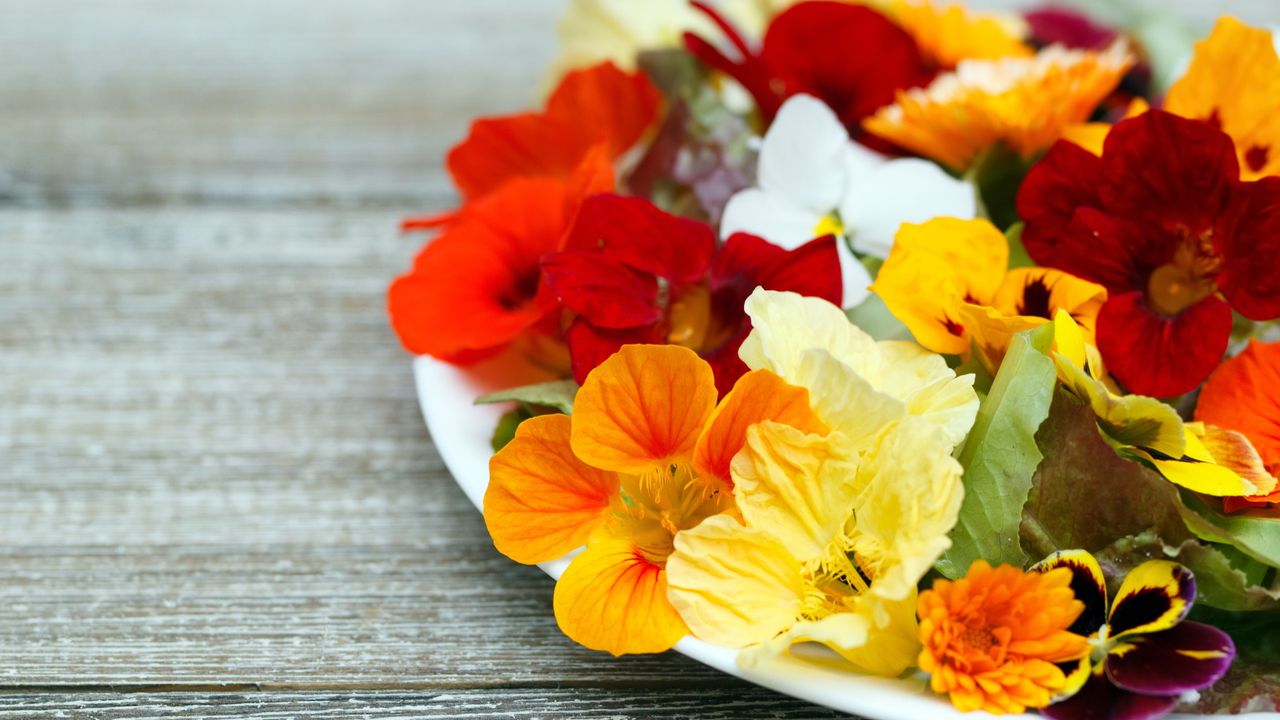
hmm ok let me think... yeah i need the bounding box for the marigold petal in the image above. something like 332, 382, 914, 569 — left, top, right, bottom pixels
1108, 560, 1196, 638
483, 414, 619, 565
571, 344, 717, 475
665, 515, 805, 648
693, 370, 827, 488
553, 539, 687, 655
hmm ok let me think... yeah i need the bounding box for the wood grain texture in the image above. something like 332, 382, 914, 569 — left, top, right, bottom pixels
2, 1, 1279, 718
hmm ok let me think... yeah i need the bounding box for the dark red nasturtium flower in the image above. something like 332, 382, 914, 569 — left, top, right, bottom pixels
1018, 110, 1280, 398
683, 0, 930, 134
541, 194, 842, 395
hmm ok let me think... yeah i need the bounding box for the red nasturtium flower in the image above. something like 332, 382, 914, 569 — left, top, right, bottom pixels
388, 149, 613, 363
683, 1, 929, 134
542, 194, 843, 395
1196, 341, 1280, 511
438, 61, 661, 204
1018, 110, 1280, 398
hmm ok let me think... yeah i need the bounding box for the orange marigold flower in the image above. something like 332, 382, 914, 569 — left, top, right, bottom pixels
918, 561, 1089, 715
890, 0, 1032, 70
864, 42, 1132, 171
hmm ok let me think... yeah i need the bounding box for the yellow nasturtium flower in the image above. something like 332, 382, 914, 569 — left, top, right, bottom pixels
871, 217, 1107, 372
665, 289, 979, 676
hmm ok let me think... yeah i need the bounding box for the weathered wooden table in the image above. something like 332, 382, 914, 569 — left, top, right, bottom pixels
2, 1, 1275, 718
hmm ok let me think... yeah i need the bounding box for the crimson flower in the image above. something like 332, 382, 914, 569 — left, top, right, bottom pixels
541, 194, 842, 394
1018, 110, 1280, 397
683, 1, 929, 134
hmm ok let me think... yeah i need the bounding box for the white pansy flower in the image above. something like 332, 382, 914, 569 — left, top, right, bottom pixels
721, 94, 977, 307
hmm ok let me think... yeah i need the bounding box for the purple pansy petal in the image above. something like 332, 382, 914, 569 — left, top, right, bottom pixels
1044, 671, 1179, 720
1106, 620, 1236, 696
1108, 560, 1196, 637
1032, 549, 1109, 636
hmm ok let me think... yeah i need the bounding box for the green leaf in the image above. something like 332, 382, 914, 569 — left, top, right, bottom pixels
476, 379, 579, 415
845, 292, 913, 342
935, 324, 1057, 578
1178, 493, 1280, 571
1004, 222, 1033, 269
1020, 390, 1196, 559
965, 143, 1036, 231
490, 405, 535, 453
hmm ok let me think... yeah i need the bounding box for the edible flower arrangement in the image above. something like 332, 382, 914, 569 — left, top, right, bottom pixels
389, 1, 1280, 715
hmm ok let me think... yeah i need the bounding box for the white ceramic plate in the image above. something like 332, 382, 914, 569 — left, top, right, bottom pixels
414, 356, 1271, 720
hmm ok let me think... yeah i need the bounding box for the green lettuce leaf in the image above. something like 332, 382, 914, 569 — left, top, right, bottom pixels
935, 324, 1056, 578
1177, 493, 1280, 571
476, 379, 578, 415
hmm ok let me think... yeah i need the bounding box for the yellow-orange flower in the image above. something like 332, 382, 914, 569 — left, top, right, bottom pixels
483, 344, 824, 655
870, 217, 1106, 371
918, 561, 1089, 715
890, 0, 1031, 70
864, 43, 1133, 171
1165, 17, 1280, 181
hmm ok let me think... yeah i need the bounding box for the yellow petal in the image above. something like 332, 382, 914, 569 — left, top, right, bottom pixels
1166, 17, 1280, 180
484, 414, 619, 565
1133, 426, 1260, 497
571, 344, 717, 476
665, 514, 805, 648
872, 218, 1009, 355
739, 289, 878, 383
693, 369, 827, 488
1108, 560, 1195, 638
1194, 423, 1278, 496
1053, 351, 1186, 458
553, 538, 687, 655
751, 590, 922, 677
732, 422, 859, 563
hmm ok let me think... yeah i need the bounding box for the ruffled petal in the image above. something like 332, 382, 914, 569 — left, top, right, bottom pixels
484, 414, 619, 564
571, 344, 717, 475
841, 158, 978, 260
757, 94, 852, 212
1107, 560, 1196, 638
731, 421, 857, 562
1030, 549, 1109, 637
755, 590, 921, 677
1095, 291, 1233, 398
665, 515, 806, 648
1106, 620, 1235, 695
553, 539, 687, 655
693, 369, 827, 488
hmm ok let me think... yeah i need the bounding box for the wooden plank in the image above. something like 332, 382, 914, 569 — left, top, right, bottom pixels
0, 691, 847, 719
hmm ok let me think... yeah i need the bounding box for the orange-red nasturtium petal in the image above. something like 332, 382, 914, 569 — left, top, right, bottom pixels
484, 414, 619, 565
571, 344, 718, 476
446, 62, 660, 200
553, 538, 688, 655
692, 369, 827, 488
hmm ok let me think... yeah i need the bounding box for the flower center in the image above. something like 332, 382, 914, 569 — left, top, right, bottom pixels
1146, 230, 1223, 317
961, 625, 999, 653
609, 465, 732, 566
812, 213, 845, 240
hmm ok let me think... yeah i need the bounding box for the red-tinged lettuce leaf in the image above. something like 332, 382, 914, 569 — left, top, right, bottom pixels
935, 324, 1057, 578
1190, 657, 1280, 714
1021, 389, 1196, 558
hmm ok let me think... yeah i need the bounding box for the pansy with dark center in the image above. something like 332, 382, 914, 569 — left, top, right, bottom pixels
1032, 550, 1236, 720
1019, 109, 1280, 398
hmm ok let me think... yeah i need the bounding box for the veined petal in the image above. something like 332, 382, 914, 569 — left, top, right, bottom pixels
1196, 340, 1280, 472
572, 344, 717, 475
871, 217, 1009, 355
870, 342, 980, 451
758, 94, 851, 212
1106, 621, 1235, 696
790, 349, 906, 446
485, 414, 619, 565
759, 590, 921, 677
1031, 549, 1109, 637
1107, 560, 1196, 638
553, 539, 687, 655
719, 188, 826, 249
1194, 423, 1278, 496
841, 158, 978, 260
665, 514, 805, 648
731, 421, 858, 563
740, 289, 879, 382
693, 370, 827, 488
1134, 426, 1261, 497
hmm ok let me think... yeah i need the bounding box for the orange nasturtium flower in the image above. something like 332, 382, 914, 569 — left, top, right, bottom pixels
918, 561, 1089, 714
483, 344, 825, 655
1196, 341, 1280, 511
871, 217, 1106, 371
863, 42, 1132, 171
1164, 17, 1280, 181
889, 0, 1032, 70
